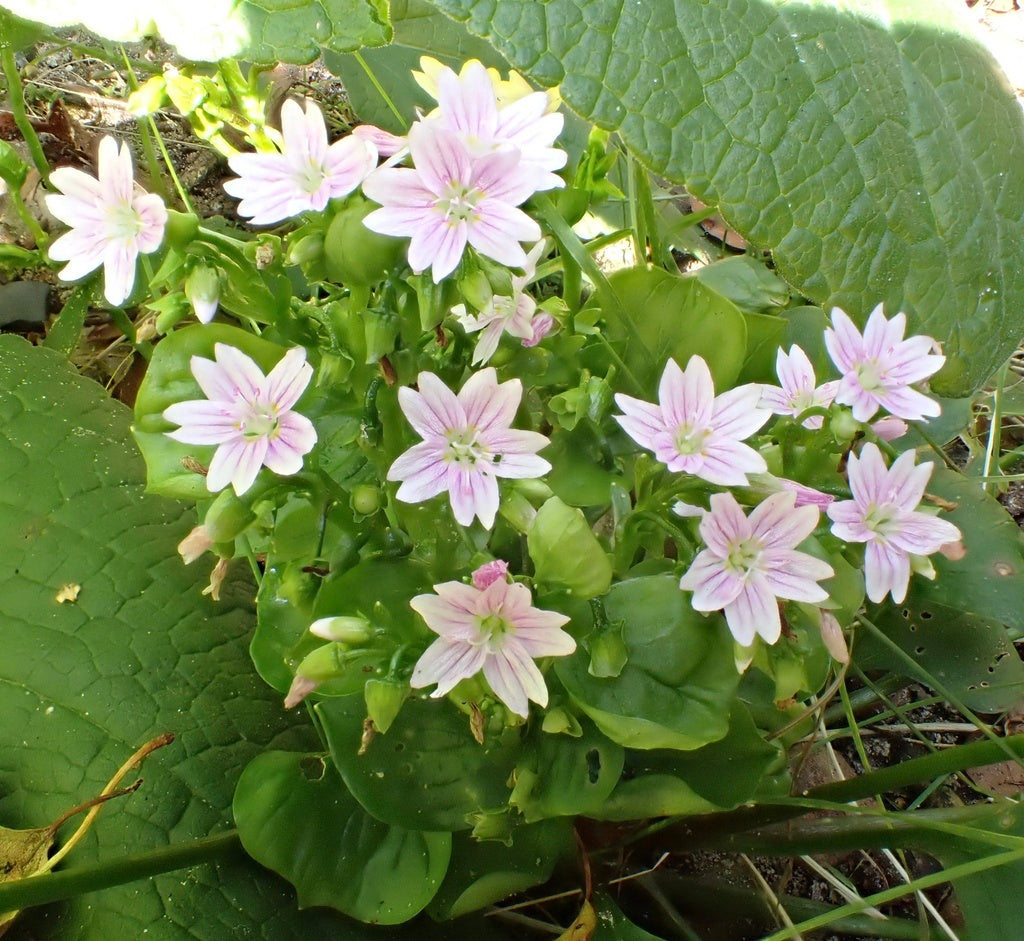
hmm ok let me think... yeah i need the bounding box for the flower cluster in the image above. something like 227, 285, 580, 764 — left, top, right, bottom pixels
614, 307, 959, 645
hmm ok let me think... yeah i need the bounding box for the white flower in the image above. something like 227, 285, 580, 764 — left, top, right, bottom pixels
163, 344, 316, 496
46, 136, 167, 306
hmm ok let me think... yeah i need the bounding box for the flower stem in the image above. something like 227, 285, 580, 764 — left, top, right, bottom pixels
352, 51, 408, 131
0, 46, 49, 182
0, 831, 243, 914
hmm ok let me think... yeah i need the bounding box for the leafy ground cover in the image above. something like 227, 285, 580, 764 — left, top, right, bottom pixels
2, 2, 1024, 940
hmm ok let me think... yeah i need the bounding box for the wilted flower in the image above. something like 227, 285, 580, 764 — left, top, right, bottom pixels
410, 563, 575, 717
824, 305, 945, 422
163, 344, 316, 496
387, 368, 551, 529
760, 345, 838, 429
826, 443, 961, 603
177, 525, 214, 564
614, 356, 771, 486
224, 99, 377, 225
46, 136, 167, 306
362, 121, 542, 282
679, 491, 834, 646
453, 241, 547, 364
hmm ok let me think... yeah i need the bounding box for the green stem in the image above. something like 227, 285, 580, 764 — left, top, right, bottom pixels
810, 731, 1024, 805
353, 51, 408, 131
758, 846, 1024, 941
982, 361, 1008, 493
0, 831, 242, 914
1, 46, 49, 181
8, 184, 48, 247
857, 614, 1023, 768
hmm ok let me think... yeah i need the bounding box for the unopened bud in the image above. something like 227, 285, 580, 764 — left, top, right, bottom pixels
819, 610, 849, 664
308, 616, 373, 643
364, 678, 408, 734
184, 264, 222, 324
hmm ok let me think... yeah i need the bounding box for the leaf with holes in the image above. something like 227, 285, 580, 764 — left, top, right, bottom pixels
907, 466, 1024, 636
860, 601, 1024, 713
425, 0, 1024, 395
0, 334, 353, 939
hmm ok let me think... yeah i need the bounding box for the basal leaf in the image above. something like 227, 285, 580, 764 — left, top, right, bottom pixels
909, 466, 1024, 635
429, 818, 572, 920
0, 336, 346, 939
234, 751, 451, 923
555, 575, 739, 751
425, 0, 1024, 395
0, 0, 390, 63
318, 694, 522, 831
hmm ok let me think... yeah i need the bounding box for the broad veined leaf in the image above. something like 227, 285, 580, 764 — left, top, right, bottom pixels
555, 575, 739, 750
0, 335, 347, 939
0, 0, 390, 63
425, 0, 1024, 395
234, 751, 451, 924
326, 0, 504, 132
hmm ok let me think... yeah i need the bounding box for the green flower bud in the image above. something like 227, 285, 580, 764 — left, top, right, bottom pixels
364, 678, 408, 734
324, 196, 405, 286
163, 210, 200, 249
351, 484, 382, 517
203, 488, 256, 543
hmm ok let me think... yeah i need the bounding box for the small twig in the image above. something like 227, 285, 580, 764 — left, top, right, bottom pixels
739, 854, 803, 941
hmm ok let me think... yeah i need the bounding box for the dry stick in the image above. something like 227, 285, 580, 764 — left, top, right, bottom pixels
45, 733, 174, 870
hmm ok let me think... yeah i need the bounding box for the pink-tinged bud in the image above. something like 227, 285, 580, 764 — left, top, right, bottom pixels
284, 675, 318, 709
184, 264, 222, 324
472, 560, 510, 590
523, 312, 555, 347
671, 500, 706, 519
352, 123, 406, 157
748, 473, 835, 510
871, 416, 909, 441
819, 610, 849, 663
202, 558, 230, 601
178, 525, 214, 564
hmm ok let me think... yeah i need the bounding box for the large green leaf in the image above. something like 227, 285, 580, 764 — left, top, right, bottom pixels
0, 336, 347, 939
234, 751, 451, 923
318, 694, 522, 831
0, 0, 390, 63
425, 0, 1024, 395
555, 575, 739, 751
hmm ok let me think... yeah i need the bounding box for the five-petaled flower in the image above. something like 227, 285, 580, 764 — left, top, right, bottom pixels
826, 443, 961, 603
679, 491, 835, 647
387, 368, 551, 529
824, 305, 945, 423
760, 345, 839, 430
224, 99, 377, 225
453, 241, 549, 364
424, 59, 566, 194
410, 563, 575, 717
614, 356, 771, 486
362, 121, 542, 282
46, 135, 167, 306
163, 344, 317, 496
